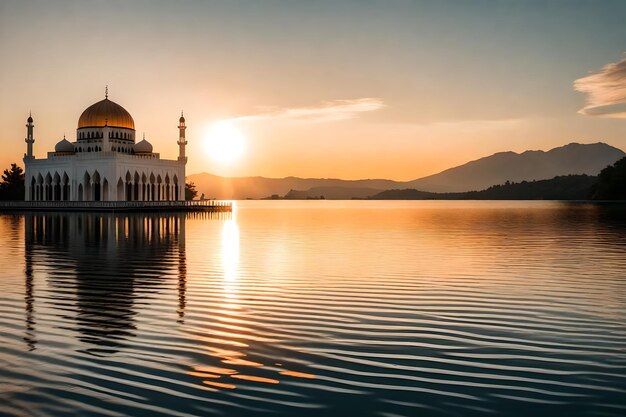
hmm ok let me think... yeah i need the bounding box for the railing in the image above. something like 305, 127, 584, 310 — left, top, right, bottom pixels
0, 200, 232, 211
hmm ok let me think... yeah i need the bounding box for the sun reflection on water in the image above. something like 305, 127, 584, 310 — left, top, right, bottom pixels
187, 203, 317, 391
221, 215, 240, 284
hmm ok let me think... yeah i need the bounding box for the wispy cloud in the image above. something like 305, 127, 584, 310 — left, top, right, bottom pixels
230, 98, 385, 123
574, 55, 626, 117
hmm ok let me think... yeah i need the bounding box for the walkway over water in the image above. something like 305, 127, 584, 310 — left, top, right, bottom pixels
0, 200, 232, 212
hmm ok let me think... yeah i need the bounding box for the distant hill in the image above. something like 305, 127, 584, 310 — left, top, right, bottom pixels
405, 142, 624, 192
186, 174, 402, 200
187, 142, 625, 199
284, 186, 381, 200
371, 175, 598, 200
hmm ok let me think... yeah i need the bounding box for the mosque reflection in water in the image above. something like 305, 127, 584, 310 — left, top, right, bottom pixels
23, 211, 224, 354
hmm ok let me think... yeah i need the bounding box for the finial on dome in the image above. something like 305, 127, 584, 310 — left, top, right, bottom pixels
105, 85, 108, 99
143, 132, 145, 140
105, 118, 108, 126
63, 133, 66, 140
27, 111, 33, 124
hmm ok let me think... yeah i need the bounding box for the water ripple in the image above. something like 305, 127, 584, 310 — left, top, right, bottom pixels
0, 201, 625, 416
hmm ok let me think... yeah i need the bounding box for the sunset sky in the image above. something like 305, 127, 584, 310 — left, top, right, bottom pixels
1, 0, 626, 180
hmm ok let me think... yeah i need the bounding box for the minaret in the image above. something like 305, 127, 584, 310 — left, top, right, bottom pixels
178, 111, 187, 164
24, 112, 35, 159
101, 87, 110, 152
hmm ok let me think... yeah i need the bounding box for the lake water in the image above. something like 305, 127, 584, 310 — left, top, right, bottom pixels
1, 201, 625, 417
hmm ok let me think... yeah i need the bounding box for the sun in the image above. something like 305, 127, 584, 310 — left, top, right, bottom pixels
203, 120, 246, 164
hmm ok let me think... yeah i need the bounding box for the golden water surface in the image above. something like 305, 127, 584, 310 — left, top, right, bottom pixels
0, 201, 625, 416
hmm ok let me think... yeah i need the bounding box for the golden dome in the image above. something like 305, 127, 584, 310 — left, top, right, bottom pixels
77, 98, 135, 129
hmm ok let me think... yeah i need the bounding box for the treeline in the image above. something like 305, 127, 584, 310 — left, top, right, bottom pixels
371, 157, 626, 201
1, 156, 625, 202
589, 156, 626, 200
0, 164, 24, 201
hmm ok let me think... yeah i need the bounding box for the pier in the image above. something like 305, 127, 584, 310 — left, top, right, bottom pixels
0, 200, 232, 212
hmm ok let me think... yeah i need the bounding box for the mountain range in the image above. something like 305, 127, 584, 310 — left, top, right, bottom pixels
187, 143, 625, 200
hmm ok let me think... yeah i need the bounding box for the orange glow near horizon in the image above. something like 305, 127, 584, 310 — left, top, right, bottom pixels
2, 1, 625, 181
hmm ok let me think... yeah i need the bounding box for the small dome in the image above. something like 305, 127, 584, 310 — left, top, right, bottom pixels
55, 138, 75, 153
27, 115, 33, 123
78, 98, 135, 129
179, 115, 185, 123
134, 138, 153, 153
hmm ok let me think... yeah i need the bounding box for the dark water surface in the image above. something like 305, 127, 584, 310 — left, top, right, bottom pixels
1, 201, 625, 417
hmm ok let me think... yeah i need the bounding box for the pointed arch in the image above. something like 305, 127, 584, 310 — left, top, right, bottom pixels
93, 171, 101, 201
30, 176, 36, 201
133, 171, 140, 201
164, 174, 171, 200
102, 178, 109, 201
53, 172, 61, 201
125, 171, 132, 201
117, 178, 124, 201
149, 173, 156, 201
173, 175, 179, 201
83, 171, 92, 201
36, 173, 43, 201
62, 172, 70, 201
141, 173, 147, 201
44, 173, 52, 201
156, 174, 163, 201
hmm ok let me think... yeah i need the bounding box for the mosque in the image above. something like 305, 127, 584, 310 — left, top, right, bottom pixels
23, 89, 187, 202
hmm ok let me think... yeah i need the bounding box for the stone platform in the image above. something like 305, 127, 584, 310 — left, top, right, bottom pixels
0, 200, 232, 212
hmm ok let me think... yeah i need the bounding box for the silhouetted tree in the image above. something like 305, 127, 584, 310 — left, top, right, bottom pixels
185, 181, 198, 200
370, 174, 597, 200
0, 163, 25, 201
589, 157, 626, 200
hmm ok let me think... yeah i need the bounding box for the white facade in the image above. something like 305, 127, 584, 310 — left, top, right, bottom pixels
23, 94, 188, 202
